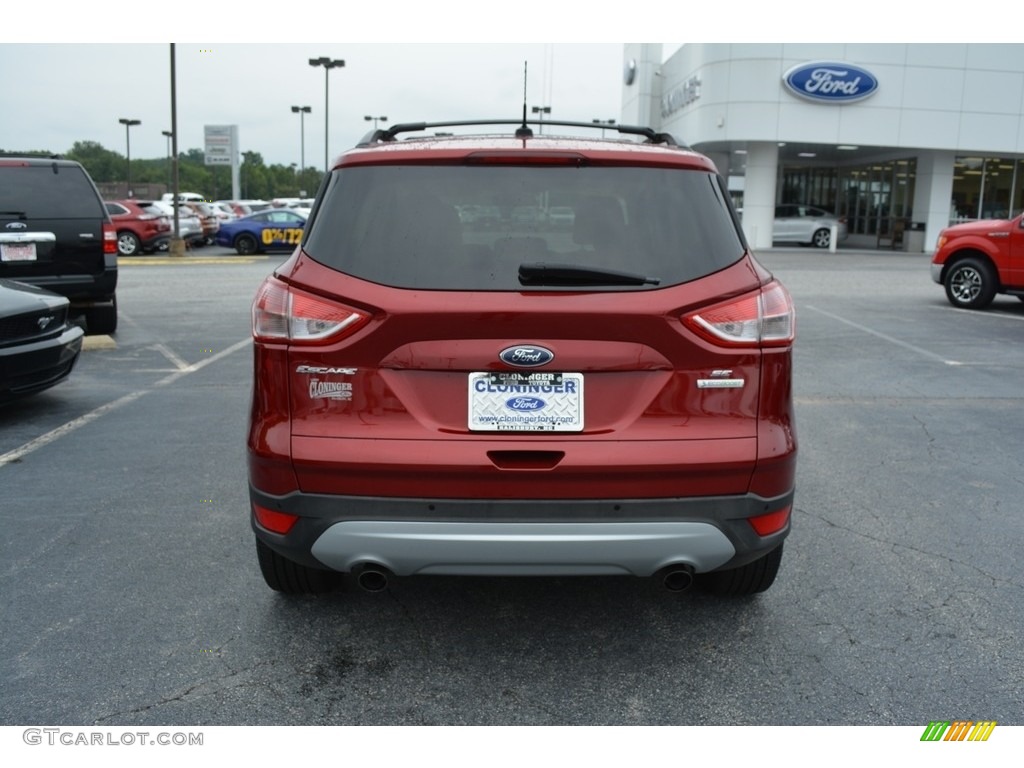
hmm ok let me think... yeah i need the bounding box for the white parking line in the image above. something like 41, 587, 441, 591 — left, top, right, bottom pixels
943, 305, 1024, 322
152, 342, 191, 371
0, 337, 251, 469
804, 305, 960, 365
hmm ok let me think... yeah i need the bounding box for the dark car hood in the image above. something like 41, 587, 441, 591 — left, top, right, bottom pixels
0, 279, 70, 315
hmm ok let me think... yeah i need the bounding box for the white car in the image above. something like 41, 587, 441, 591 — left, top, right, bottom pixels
151, 201, 204, 246
773, 204, 848, 248
210, 202, 239, 222
160, 191, 206, 204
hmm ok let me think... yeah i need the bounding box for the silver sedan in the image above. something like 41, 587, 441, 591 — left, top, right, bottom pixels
773, 204, 848, 248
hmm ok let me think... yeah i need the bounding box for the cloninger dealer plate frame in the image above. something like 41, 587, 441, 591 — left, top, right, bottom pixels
468, 371, 584, 432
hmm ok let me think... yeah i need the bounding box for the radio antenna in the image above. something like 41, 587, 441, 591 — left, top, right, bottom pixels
516, 60, 533, 138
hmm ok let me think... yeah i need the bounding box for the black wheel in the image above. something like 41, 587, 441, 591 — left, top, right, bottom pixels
255, 539, 340, 594
117, 231, 141, 256
812, 228, 831, 248
85, 295, 117, 335
235, 233, 258, 255
944, 257, 997, 309
700, 544, 784, 596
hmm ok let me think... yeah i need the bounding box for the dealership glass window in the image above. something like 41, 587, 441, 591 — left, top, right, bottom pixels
836, 158, 916, 237
778, 158, 916, 237
778, 166, 838, 212
951, 157, 1021, 222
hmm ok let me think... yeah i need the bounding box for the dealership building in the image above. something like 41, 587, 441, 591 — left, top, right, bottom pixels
620, 44, 1024, 251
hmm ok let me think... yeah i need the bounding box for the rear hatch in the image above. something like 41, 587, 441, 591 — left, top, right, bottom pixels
261, 154, 779, 499
0, 160, 110, 290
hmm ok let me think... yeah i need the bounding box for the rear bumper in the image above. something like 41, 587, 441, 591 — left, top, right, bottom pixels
250, 486, 792, 577
313, 520, 735, 576
142, 233, 171, 251
12, 264, 117, 306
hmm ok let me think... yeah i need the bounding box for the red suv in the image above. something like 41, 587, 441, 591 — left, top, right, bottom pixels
248, 120, 797, 597
105, 200, 172, 256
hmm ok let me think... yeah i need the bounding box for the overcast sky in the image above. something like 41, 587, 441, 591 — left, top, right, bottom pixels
0, 42, 642, 168
1, 4, 1010, 170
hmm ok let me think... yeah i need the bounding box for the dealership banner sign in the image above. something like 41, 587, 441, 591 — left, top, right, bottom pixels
783, 61, 878, 103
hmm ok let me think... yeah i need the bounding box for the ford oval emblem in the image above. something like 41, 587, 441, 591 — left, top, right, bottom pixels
5, 221, 28, 230
499, 345, 554, 368
782, 61, 878, 104
507, 396, 546, 411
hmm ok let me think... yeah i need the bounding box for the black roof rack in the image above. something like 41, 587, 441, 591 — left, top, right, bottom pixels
356, 120, 687, 149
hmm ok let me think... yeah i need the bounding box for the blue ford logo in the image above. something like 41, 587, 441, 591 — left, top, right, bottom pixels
783, 61, 878, 103
507, 397, 546, 411
499, 345, 554, 368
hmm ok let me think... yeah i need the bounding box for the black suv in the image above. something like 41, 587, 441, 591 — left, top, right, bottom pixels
0, 157, 118, 334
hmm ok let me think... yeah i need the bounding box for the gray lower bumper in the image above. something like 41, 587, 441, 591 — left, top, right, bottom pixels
930, 262, 943, 284
310, 520, 736, 577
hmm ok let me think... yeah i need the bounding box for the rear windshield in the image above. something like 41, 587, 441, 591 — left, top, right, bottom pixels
0, 163, 105, 218
302, 165, 745, 290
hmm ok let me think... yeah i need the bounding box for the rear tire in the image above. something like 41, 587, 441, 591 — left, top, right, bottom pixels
812, 228, 831, 248
235, 234, 258, 255
85, 295, 117, 335
117, 231, 141, 256
255, 538, 340, 594
700, 544, 783, 596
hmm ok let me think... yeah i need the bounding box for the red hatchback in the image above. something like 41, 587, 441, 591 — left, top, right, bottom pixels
248, 120, 797, 597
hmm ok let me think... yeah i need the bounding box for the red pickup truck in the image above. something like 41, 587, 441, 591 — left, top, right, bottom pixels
931, 214, 1024, 308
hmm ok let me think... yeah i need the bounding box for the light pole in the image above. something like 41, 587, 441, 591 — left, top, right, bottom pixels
118, 118, 141, 197
364, 115, 388, 129
531, 105, 551, 134
241, 151, 253, 200
592, 118, 616, 138
308, 56, 345, 172
161, 130, 173, 190
290, 106, 311, 172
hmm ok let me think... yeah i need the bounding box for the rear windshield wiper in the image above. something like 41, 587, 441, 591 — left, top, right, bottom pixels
518, 263, 661, 287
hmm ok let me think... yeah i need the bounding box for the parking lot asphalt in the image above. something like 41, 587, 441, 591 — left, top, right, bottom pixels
1, 247, 1022, 726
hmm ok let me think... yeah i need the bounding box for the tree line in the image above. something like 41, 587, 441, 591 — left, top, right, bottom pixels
7, 141, 324, 201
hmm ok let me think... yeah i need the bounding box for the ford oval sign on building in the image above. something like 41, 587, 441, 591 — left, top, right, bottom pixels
783, 61, 878, 104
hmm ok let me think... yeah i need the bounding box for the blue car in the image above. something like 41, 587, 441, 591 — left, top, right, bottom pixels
216, 209, 307, 255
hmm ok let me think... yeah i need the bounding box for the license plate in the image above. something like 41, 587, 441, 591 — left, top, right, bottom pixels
1, 242, 36, 262
468, 372, 583, 432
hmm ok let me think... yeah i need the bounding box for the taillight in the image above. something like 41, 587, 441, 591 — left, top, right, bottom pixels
103, 223, 118, 254
252, 276, 370, 344
748, 506, 791, 536
253, 503, 299, 534
682, 281, 795, 348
